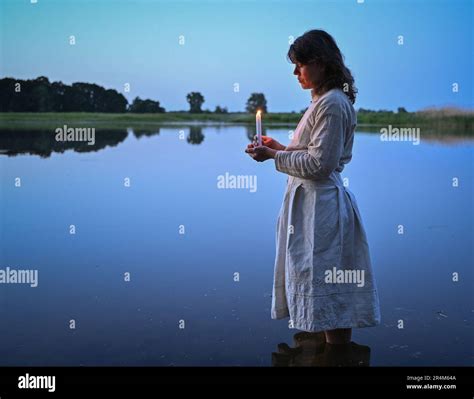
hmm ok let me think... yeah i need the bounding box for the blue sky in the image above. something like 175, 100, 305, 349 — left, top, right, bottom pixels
0, 0, 472, 112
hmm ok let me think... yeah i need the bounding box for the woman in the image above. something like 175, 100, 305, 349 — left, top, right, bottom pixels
246, 29, 381, 345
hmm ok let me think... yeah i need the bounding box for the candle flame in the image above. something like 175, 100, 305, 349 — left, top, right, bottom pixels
257, 110, 262, 115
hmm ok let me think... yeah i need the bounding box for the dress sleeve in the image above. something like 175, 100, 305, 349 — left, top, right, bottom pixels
274, 103, 344, 180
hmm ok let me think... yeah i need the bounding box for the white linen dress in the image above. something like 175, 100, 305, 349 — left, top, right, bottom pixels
271, 88, 381, 332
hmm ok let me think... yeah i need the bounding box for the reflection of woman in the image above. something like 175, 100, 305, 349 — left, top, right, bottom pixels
246, 30, 381, 344
272, 332, 371, 367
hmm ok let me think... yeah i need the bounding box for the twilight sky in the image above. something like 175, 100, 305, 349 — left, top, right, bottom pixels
1, 0, 472, 112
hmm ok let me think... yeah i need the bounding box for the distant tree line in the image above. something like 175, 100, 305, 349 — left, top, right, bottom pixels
358, 107, 408, 114
0, 76, 269, 114
1, 77, 419, 115
0, 77, 129, 113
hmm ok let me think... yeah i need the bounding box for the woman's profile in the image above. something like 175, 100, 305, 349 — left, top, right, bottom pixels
246, 29, 381, 345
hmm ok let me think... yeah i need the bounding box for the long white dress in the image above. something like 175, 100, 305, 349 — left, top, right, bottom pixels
271, 88, 381, 332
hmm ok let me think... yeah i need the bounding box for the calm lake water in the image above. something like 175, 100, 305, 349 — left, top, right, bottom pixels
0, 125, 472, 366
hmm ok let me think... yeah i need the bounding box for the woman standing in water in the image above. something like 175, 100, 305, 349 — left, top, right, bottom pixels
246, 29, 381, 344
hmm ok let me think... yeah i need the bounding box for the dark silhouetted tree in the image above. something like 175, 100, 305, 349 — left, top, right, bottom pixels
214, 105, 228, 114
186, 92, 205, 113
246, 93, 267, 113
129, 97, 165, 113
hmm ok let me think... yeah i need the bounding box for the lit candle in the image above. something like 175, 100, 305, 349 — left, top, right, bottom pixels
256, 110, 262, 146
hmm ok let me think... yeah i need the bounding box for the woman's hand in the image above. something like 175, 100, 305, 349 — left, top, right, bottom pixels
245, 143, 278, 162
253, 135, 286, 151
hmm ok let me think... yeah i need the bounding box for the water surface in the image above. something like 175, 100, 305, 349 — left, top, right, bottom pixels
0, 126, 472, 366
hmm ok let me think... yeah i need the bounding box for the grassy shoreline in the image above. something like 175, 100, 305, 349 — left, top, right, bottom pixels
0, 112, 472, 134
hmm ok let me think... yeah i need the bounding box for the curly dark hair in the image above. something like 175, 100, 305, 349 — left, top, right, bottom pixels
287, 29, 357, 104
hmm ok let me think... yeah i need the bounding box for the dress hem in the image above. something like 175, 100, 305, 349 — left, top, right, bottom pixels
271, 312, 381, 333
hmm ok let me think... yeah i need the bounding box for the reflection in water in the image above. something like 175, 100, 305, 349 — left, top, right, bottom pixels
0, 125, 471, 158
356, 125, 474, 145
132, 127, 161, 139
0, 126, 209, 156
187, 126, 204, 144
246, 125, 270, 142
272, 332, 371, 367
0, 128, 129, 158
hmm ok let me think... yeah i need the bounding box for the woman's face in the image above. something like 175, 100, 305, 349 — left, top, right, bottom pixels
293, 61, 324, 90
